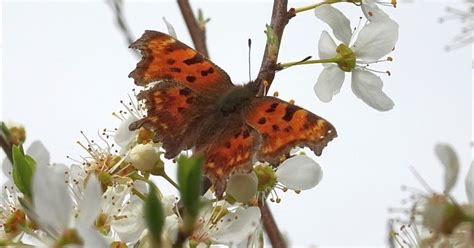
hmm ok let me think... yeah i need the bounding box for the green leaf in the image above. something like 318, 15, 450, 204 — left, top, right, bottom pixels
144, 183, 164, 244
177, 155, 203, 218
12, 145, 36, 199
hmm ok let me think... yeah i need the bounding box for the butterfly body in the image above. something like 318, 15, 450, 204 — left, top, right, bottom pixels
217, 84, 256, 117
128, 30, 337, 196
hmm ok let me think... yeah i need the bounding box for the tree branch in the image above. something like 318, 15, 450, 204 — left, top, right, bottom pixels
259, 201, 286, 248
106, 0, 139, 57
254, 0, 295, 96
177, 0, 209, 57
167, 1, 289, 247
0, 135, 13, 164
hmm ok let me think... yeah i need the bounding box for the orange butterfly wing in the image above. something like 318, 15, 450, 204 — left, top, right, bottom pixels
129, 30, 233, 95
201, 124, 257, 197
130, 81, 213, 159
244, 97, 337, 165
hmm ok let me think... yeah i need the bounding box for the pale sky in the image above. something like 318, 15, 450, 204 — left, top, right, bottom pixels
2, 0, 473, 246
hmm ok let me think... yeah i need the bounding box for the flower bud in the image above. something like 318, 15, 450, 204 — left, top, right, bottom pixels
128, 144, 162, 172
5, 122, 26, 145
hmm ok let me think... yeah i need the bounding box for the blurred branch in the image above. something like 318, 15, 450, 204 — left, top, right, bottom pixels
259, 201, 286, 248
0, 123, 13, 163
0, 137, 12, 163
106, 0, 139, 57
177, 0, 209, 57
254, 0, 295, 96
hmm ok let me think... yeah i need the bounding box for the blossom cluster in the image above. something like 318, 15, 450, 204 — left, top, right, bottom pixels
390, 144, 474, 247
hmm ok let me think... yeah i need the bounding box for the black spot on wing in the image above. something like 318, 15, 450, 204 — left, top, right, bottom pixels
179, 88, 192, 96
183, 53, 204, 65
272, 125, 279, 131
186, 75, 196, 83
266, 103, 279, 113
282, 105, 298, 122
200, 67, 215, 76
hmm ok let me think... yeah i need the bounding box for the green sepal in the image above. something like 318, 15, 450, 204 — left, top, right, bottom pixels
177, 155, 204, 219
336, 44, 356, 72
12, 145, 36, 199
144, 183, 165, 245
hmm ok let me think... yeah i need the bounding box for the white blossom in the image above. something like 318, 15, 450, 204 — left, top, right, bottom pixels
32, 164, 107, 247
314, 5, 398, 111
191, 203, 261, 246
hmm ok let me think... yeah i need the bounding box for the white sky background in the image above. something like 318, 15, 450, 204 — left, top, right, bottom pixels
1, 0, 473, 246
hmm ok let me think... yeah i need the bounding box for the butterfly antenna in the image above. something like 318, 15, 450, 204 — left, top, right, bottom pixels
248, 38, 252, 82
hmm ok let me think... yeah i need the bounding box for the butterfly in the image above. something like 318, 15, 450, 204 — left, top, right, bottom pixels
128, 30, 337, 197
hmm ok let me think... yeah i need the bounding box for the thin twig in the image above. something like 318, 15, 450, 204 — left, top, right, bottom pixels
177, 0, 209, 57
254, 0, 295, 96
175, 1, 289, 247
259, 201, 286, 248
106, 0, 139, 57
253, 1, 293, 246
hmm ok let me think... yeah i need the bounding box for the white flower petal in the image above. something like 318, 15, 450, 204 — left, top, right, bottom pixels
211, 207, 261, 245
26, 141, 50, 166
69, 164, 87, 201
75, 222, 108, 248
131, 180, 149, 201
163, 17, 177, 38
361, 1, 390, 22
113, 199, 145, 243
466, 162, 474, 204
114, 116, 138, 148
163, 215, 179, 244
77, 175, 102, 226
318, 31, 337, 62
101, 185, 129, 215
276, 155, 323, 190
314, 5, 352, 44
435, 144, 459, 193
353, 19, 399, 61
2, 158, 12, 179
351, 69, 394, 111
314, 65, 345, 103
162, 195, 178, 217
226, 172, 258, 203
32, 165, 73, 233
